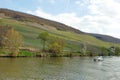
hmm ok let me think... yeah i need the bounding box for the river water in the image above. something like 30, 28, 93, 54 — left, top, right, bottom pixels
0, 57, 120, 80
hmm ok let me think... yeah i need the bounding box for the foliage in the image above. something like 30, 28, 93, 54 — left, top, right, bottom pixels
107, 46, 115, 56
114, 47, 120, 56
80, 43, 87, 56
100, 47, 109, 56
37, 32, 49, 50
5, 28, 23, 56
48, 38, 65, 56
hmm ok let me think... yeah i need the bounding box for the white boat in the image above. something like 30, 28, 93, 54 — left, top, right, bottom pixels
93, 56, 104, 61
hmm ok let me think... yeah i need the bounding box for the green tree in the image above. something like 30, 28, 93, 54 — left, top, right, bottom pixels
100, 47, 109, 56
81, 43, 87, 56
5, 28, 23, 56
37, 32, 49, 51
48, 38, 64, 56
108, 46, 115, 56
115, 47, 120, 56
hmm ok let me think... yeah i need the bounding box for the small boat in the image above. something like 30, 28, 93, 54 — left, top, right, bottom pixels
93, 56, 104, 61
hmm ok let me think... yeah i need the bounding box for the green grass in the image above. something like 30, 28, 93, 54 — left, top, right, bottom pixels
1, 18, 120, 52
18, 50, 34, 56
56, 31, 113, 47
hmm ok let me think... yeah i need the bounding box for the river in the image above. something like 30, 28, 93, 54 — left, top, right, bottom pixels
0, 57, 120, 80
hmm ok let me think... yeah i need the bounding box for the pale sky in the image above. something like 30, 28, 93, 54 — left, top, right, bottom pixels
1, 0, 120, 38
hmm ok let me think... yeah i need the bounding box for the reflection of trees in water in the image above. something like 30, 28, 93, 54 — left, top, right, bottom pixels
0, 58, 79, 79
36, 57, 67, 79
42, 57, 65, 66
0, 58, 27, 78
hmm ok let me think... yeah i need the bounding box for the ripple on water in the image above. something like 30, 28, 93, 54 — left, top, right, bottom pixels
0, 57, 120, 80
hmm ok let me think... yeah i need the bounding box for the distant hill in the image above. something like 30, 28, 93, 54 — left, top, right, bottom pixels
0, 8, 120, 51
90, 33, 120, 43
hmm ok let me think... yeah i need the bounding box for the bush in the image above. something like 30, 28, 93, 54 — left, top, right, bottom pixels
48, 38, 65, 56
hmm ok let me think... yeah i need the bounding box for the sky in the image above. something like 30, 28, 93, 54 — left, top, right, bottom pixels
0, 0, 120, 38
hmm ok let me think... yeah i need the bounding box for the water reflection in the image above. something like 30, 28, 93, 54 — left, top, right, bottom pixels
0, 57, 120, 80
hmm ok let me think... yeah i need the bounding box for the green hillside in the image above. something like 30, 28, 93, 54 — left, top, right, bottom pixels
0, 18, 119, 49
0, 8, 120, 56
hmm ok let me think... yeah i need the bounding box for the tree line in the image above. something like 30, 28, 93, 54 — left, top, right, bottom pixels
37, 32, 120, 56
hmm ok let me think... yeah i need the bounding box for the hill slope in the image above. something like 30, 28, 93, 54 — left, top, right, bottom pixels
0, 8, 120, 52
90, 33, 120, 43
0, 8, 84, 34
0, 8, 120, 44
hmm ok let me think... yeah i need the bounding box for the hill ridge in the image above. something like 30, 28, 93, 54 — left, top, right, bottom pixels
0, 8, 84, 34
0, 8, 120, 44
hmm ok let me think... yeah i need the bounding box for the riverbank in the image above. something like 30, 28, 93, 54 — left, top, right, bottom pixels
0, 47, 110, 57
0, 50, 97, 57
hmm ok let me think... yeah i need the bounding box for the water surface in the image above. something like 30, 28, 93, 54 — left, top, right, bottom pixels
0, 57, 120, 80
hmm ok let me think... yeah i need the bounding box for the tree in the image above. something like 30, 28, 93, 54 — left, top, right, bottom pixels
100, 47, 109, 56
114, 47, 120, 56
108, 46, 115, 56
48, 38, 64, 56
81, 43, 87, 56
37, 32, 49, 51
5, 28, 23, 56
